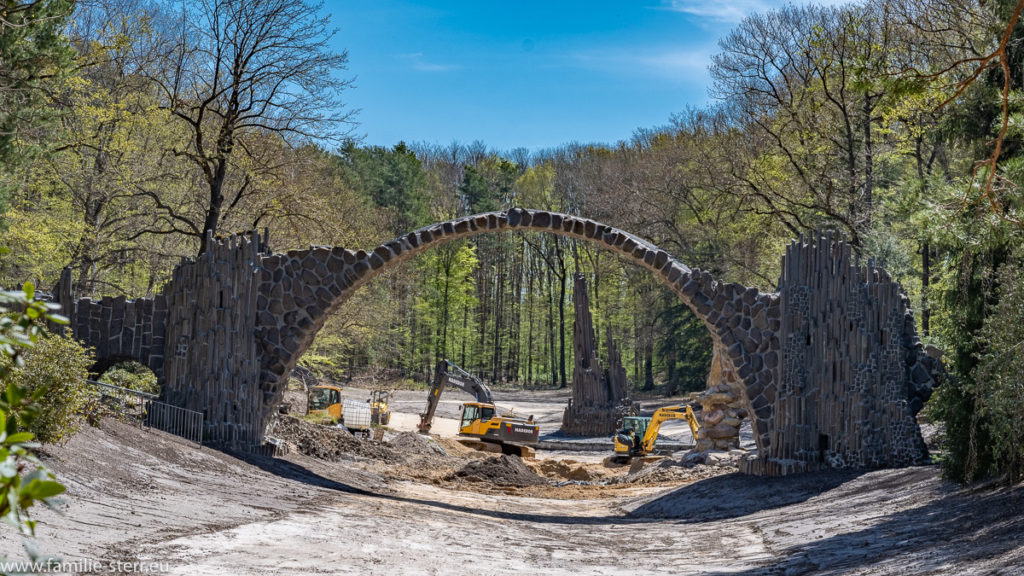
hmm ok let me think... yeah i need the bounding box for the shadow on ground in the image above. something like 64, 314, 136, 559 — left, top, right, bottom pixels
625, 470, 866, 521
700, 480, 1024, 575
243, 450, 864, 527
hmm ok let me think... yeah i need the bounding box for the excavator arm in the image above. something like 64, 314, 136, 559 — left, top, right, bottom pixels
641, 405, 700, 453
418, 360, 493, 433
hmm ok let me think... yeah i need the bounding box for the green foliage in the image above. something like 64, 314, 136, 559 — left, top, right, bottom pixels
339, 142, 431, 234
98, 361, 159, 395
933, 244, 1024, 483
460, 157, 518, 213
0, 0, 75, 183
0, 284, 67, 552
1, 330, 93, 444
656, 301, 714, 394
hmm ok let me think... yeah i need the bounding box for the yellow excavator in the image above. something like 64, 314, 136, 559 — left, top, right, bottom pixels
307, 384, 344, 421
611, 405, 701, 463
418, 360, 539, 456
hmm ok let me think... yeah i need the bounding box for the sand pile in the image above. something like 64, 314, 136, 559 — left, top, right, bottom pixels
447, 455, 550, 487
534, 458, 594, 481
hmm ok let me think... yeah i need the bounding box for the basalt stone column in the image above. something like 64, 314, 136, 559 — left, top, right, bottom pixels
739, 232, 941, 476
161, 231, 267, 448
562, 275, 633, 436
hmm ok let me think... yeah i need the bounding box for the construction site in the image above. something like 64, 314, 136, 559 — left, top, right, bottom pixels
10, 382, 1022, 576
5, 222, 1018, 574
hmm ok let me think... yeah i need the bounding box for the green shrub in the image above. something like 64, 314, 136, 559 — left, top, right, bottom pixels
99, 361, 159, 395
969, 251, 1024, 482
1, 331, 93, 444
0, 284, 68, 549
932, 246, 1024, 484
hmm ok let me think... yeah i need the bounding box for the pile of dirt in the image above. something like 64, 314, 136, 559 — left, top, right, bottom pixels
615, 456, 735, 485
268, 415, 391, 461
533, 458, 595, 481
447, 455, 550, 487
381, 431, 450, 465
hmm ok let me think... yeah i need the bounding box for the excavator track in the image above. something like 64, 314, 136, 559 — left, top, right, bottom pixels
456, 438, 535, 459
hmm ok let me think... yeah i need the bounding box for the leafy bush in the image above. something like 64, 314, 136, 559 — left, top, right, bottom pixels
0, 284, 67, 550
99, 361, 159, 395
969, 251, 1024, 482
932, 247, 1024, 484
1, 330, 93, 444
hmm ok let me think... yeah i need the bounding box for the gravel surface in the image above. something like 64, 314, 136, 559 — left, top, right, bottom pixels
5, 387, 1021, 575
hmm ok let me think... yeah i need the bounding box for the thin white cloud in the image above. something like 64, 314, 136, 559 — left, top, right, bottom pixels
660, 0, 852, 22
572, 48, 710, 79
396, 53, 461, 73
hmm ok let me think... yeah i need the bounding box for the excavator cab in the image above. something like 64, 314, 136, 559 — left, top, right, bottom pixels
620, 416, 650, 438
614, 416, 652, 457
308, 385, 343, 421
460, 404, 480, 429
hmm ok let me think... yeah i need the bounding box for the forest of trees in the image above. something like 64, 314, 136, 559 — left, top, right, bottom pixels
2, 0, 1024, 483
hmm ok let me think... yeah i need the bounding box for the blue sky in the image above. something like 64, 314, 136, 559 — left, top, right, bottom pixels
323, 1, 843, 152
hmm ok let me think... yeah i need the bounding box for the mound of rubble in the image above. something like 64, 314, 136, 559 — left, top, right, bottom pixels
447, 455, 550, 487
613, 450, 743, 485
379, 431, 449, 465
267, 416, 452, 467
268, 416, 391, 461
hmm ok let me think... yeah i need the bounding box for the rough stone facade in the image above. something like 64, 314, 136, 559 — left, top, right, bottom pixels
561, 274, 633, 436
740, 232, 941, 475
56, 210, 940, 474
695, 341, 746, 451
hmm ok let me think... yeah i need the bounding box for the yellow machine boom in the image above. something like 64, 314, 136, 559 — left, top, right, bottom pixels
613, 405, 700, 459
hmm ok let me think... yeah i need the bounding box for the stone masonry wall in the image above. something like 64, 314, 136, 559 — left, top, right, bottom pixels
55, 268, 168, 380
56, 210, 940, 474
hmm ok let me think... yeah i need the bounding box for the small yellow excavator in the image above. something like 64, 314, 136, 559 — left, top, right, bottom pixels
418, 360, 539, 456
307, 384, 344, 421
611, 405, 701, 463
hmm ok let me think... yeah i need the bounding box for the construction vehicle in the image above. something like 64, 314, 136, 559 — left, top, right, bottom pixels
369, 389, 391, 425
418, 359, 540, 456
307, 384, 344, 421
611, 405, 701, 462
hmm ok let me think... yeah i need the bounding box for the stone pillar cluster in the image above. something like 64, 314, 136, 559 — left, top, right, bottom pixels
561, 274, 633, 436
738, 231, 941, 475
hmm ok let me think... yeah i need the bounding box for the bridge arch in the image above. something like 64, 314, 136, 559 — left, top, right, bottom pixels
58, 208, 939, 476
255, 208, 780, 454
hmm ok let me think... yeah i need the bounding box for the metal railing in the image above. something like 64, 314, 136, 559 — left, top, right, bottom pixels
86, 380, 204, 447
143, 400, 204, 446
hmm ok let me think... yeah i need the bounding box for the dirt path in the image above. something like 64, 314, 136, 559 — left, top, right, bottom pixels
2, 392, 1021, 575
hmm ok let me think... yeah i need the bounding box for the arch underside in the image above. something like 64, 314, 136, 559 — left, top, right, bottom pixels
256, 208, 780, 454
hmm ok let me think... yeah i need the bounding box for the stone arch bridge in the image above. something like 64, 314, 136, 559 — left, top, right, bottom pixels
55, 209, 940, 476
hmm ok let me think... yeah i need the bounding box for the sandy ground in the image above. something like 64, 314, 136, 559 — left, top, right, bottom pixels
2, 387, 1022, 575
